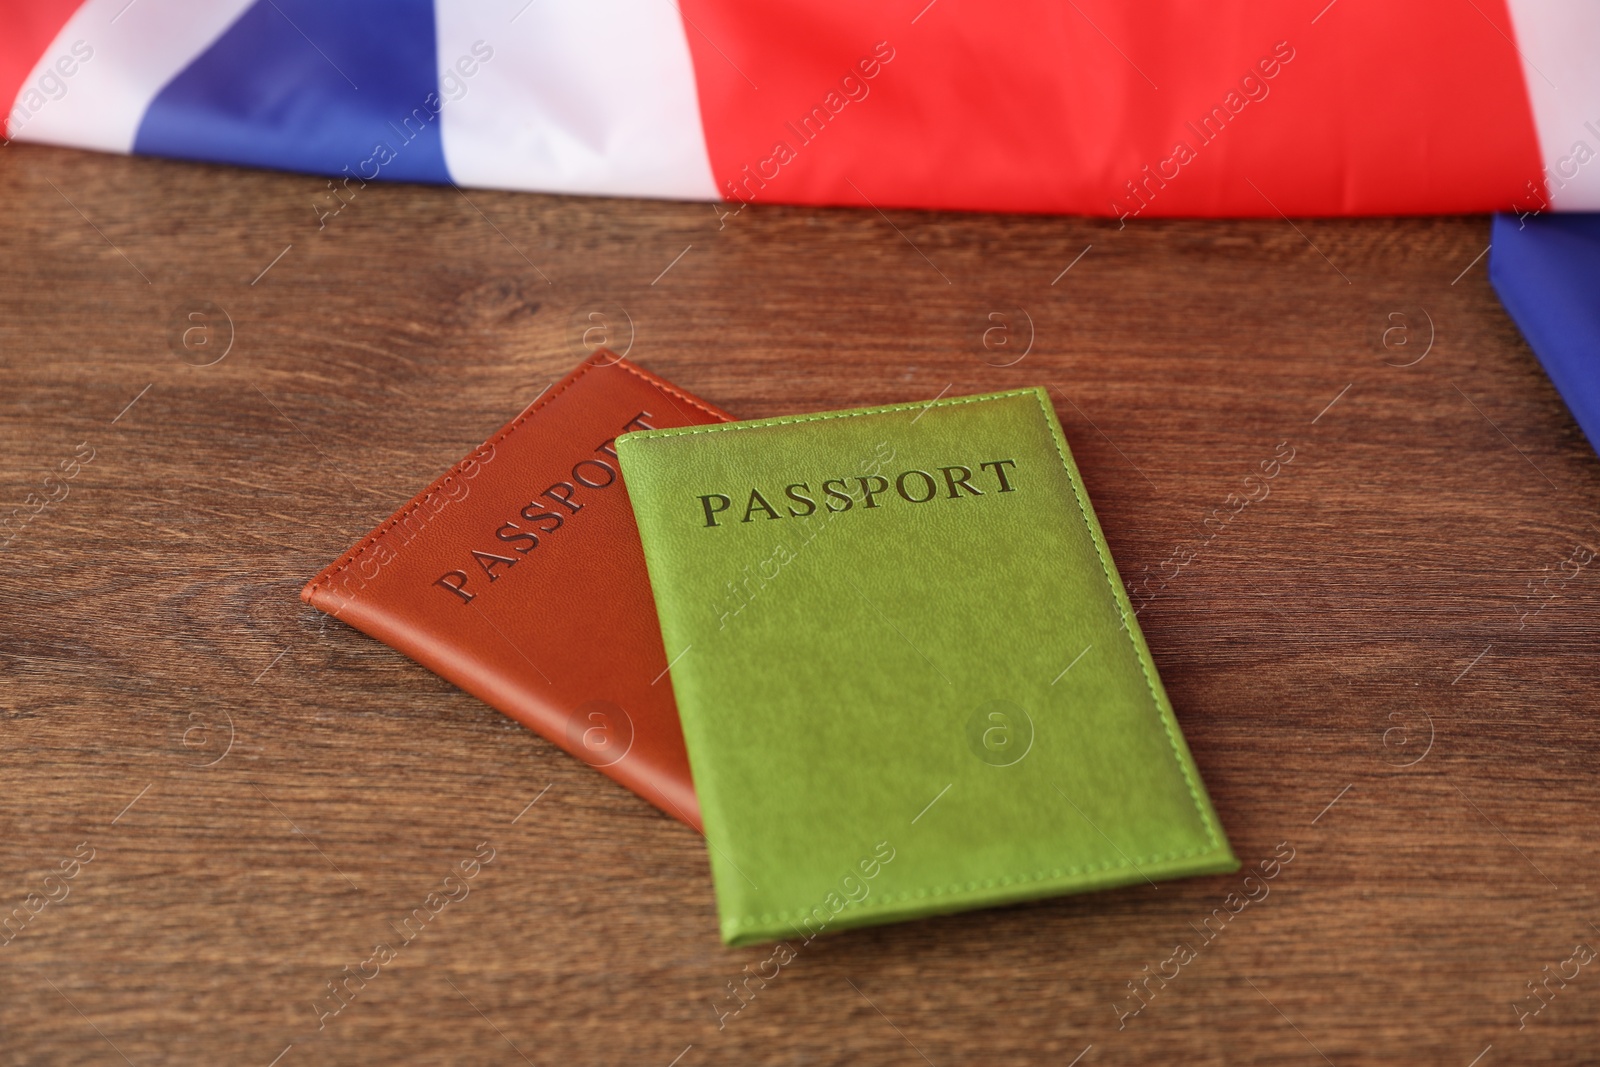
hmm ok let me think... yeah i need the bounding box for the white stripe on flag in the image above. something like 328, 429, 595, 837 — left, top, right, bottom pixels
1505, 0, 1600, 210
5, 0, 255, 151
434, 0, 717, 199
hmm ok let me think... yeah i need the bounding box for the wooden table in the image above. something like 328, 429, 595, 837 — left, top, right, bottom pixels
2, 142, 1597, 1066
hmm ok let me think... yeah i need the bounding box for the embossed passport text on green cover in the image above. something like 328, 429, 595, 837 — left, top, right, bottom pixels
616, 388, 1236, 945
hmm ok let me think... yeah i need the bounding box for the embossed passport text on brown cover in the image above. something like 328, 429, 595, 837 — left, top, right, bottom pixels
300, 354, 729, 828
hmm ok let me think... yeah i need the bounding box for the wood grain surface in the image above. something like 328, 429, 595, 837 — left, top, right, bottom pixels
2, 142, 1598, 1067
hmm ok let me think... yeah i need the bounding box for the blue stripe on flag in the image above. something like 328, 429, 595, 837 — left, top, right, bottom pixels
133, 0, 449, 184
1490, 213, 1600, 459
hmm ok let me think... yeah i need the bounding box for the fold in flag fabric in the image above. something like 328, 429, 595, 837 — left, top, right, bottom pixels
3, 0, 1598, 216
1490, 213, 1600, 457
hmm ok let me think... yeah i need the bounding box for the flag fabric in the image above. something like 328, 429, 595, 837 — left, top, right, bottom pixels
3, 0, 1598, 217
1490, 213, 1600, 457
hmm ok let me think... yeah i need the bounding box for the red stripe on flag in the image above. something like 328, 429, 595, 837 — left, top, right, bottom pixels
1, 0, 88, 140
679, 0, 1546, 216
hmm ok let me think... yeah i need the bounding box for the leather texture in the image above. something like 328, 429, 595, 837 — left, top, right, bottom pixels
617, 387, 1236, 945
301, 353, 730, 829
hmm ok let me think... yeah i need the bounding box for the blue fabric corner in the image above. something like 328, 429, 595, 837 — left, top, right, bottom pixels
1490, 213, 1600, 458
133, 0, 449, 184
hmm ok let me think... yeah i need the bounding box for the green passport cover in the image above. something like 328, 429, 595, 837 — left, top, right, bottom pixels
616, 387, 1236, 945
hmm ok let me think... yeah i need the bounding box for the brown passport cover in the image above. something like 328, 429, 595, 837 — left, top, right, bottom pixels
300, 354, 729, 829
